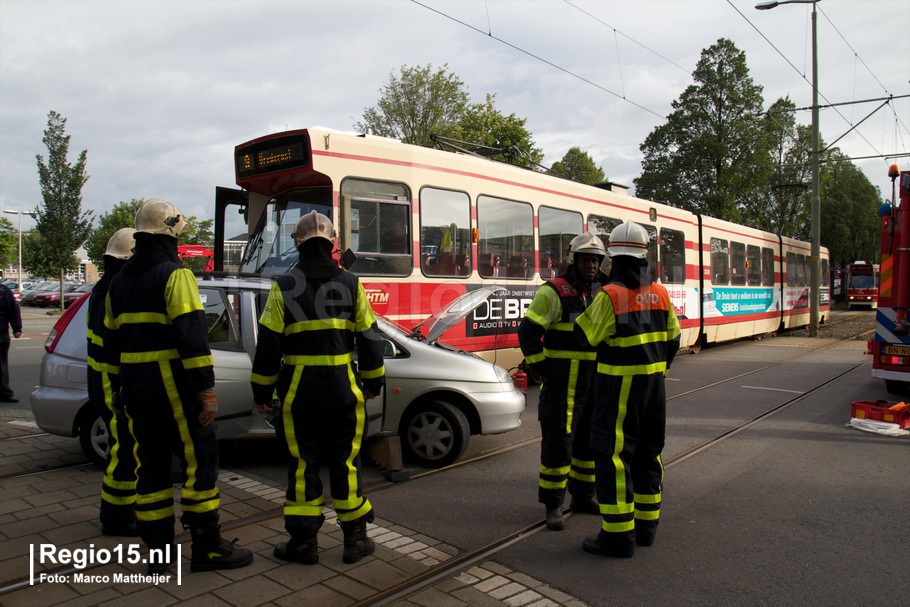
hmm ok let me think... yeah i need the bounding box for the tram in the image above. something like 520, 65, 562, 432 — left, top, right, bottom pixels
213, 127, 830, 367
845, 261, 879, 309
869, 166, 910, 394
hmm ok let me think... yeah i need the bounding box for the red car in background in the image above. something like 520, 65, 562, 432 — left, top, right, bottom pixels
62, 283, 96, 308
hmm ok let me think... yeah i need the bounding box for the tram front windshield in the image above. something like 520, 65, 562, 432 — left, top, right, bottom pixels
239, 191, 333, 276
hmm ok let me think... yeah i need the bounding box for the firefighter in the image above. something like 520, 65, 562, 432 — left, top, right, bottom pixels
518, 232, 608, 530
104, 198, 253, 573
575, 220, 681, 557
88, 227, 138, 536
251, 211, 385, 565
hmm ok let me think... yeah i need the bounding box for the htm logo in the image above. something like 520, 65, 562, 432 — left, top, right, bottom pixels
365, 290, 389, 305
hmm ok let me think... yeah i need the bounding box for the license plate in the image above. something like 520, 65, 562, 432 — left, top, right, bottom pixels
884, 345, 910, 356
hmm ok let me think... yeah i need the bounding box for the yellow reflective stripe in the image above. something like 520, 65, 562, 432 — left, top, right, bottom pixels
251, 372, 279, 386
182, 487, 220, 502
87, 329, 103, 347
137, 488, 174, 505
336, 500, 373, 523
523, 309, 549, 327
284, 502, 326, 517
543, 349, 597, 361
549, 322, 576, 331
360, 365, 384, 379
259, 283, 285, 334
601, 520, 635, 533
108, 364, 121, 375
136, 506, 175, 521
285, 353, 354, 366
101, 491, 138, 506
182, 355, 213, 370
572, 458, 595, 470
284, 366, 306, 505
608, 330, 670, 349
599, 502, 635, 515
165, 268, 204, 319
121, 349, 179, 363
598, 361, 667, 376
104, 478, 138, 491
635, 510, 660, 521
116, 311, 170, 325
159, 360, 200, 490
634, 493, 662, 505
540, 464, 571, 476
285, 317, 354, 335
565, 359, 579, 432
87, 356, 110, 373
613, 376, 631, 502
354, 282, 377, 332
343, 363, 368, 509
525, 351, 545, 365
569, 470, 596, 483
180, 500, 219, 514
540, 479, 568, 490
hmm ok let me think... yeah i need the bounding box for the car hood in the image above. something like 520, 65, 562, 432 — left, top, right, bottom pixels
413, 286, 507, 343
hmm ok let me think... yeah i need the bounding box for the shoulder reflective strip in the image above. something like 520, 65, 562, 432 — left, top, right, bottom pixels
165, 269, 204, 318
251, 372, 279, 386
285, 317, 354, 335
284, 352, 354, 366
182, 355, 213, 370
259, 284, 285, 334
360, 365, 385, 379
597, 361, 667, 376
116, 312, 171, 325
354, 283, 377, 331
120, 349, 180, 363
542, 348, 598, 360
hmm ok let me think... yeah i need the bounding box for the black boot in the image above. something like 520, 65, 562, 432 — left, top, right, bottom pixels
100, 502, 140, 537
341, 518, 375, 564
635, 521, 658, 546
582, 530, 635, 558
147, 543, 175, 574
274, 538, 318, 565
545, 506, 565, 530
188, 523, 254, 572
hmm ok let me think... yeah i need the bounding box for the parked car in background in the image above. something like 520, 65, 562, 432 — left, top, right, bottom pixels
33, 282, 81, 307
30, 276, 525, 469
20, 281, 59, 305
62, 283, 95, 308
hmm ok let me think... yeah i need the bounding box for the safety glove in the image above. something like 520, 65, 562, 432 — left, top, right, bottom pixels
197, 388, 218, 426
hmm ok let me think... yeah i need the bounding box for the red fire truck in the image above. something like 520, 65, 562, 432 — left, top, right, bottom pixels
868, 166, 910, 395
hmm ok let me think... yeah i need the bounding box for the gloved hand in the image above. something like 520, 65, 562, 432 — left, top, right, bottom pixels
255, 398, 280, 414
530, 360, 550, 384
363, 379, 383, 401
197, 388, 218, 426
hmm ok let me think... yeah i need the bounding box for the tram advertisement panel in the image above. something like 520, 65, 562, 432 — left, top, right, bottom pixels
466, 285, 535, 337
706, 287, 778, 317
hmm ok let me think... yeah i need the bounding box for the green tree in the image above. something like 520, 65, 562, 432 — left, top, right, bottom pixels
454, 94, 544, 169
85, 199, 144, 271
33, 110, 93, 308
356, 64, 469, 147
821, 151, 881, 268
548, 146, 607, 185
0, 218, 16, 272
635, 39, 769, 221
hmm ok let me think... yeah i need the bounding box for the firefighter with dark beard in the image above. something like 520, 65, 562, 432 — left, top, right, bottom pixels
576, 220, 681, 558
518, 232, 608, 530
88, 227, 138, 537
251, 210, 385, 566
105, 198, 253, 573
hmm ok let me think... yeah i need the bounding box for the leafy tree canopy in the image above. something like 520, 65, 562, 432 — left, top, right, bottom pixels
454, 94, 544, 169
85, 199, 143, 271
0, 218, 16, 270
548, 146, 607, 185
356, 64, 469, 147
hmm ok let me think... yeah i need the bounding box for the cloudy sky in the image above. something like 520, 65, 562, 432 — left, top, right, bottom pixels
1, 0, 907, 233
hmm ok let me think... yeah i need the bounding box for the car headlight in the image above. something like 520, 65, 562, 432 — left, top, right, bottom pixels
494, 365, 511, 384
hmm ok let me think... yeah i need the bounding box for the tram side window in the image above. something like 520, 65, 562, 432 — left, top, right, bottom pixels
821, 259, 829, 286
420, 187, 471, 278
730, 242, 746, 286
659, 228, 685, 284
643, 225, 658, 282
746, 245, 761, 286
762, 247, 774, 286
539, 206, 582, 279
477, 195, 535, 279
710, 238, 729, 285
340, 178, 412, 276
588, 214, 621, 275
796, 254, 807, 287
786, 252, 797, 286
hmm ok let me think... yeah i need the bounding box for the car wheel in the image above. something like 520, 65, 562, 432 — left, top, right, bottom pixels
399, 400, 469, 468
79, 409, 110, 469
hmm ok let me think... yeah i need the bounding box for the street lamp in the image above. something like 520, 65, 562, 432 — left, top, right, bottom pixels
756, 0, 820, 337
2, 209, 37, 294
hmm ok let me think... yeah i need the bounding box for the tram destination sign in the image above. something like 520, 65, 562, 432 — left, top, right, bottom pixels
236, 134, 309, 178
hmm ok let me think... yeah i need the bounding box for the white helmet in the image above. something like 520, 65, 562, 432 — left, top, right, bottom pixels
104, 227, 136, 260
135, 198, 185, 238
567, 232, 606, 265
293, 210, 336, 246
608, 220, 649, 259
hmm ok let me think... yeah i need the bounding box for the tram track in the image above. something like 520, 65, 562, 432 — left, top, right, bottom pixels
0, 327, 872, 600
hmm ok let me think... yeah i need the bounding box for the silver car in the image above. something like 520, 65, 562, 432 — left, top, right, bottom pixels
30, 277, 525, 469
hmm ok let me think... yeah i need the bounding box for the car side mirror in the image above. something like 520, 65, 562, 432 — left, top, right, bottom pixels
382, 338, 399, 358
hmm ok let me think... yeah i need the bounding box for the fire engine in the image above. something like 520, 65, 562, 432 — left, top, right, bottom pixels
868, 166, 910, 394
